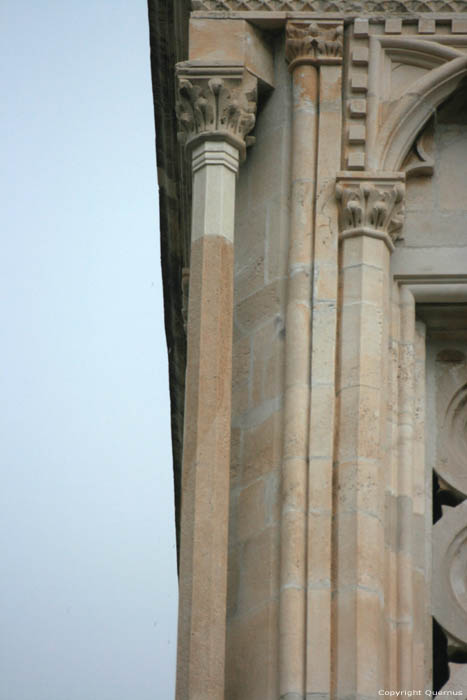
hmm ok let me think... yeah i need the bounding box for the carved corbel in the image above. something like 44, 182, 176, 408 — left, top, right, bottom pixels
175, 64, 258, 162
335, 173, 406, 252
285, 21, 343, 70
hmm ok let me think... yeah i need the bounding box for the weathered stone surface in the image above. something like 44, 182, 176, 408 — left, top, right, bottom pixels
193, 0, 467, 11
149, 4, 467, 696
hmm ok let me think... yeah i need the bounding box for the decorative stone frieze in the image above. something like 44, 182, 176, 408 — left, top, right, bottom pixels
192, 0, 467, 12
285, 21, 343, 69
175, 64, 257, 161
336, 174, 405, 250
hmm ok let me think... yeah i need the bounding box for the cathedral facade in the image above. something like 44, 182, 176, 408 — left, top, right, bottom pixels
148, 1, 467, 697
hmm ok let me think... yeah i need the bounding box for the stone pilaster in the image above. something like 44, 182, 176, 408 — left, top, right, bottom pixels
175, 65, 257, 700
278, 23, 343, 700
334, 173, 405, 699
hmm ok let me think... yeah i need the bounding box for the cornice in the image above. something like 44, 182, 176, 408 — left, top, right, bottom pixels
192, 0, 467, 13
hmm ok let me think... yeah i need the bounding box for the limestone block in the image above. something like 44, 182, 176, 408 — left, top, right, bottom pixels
283, 383, 310, 460
308, 457, 333, 512
353, 18, 369, 37
280, 509, 306, 586
418, 18, 435, 33
189, 19, 274, 88
338, 510, 384, 591
237, 479, 267, 542
309, 384, 336, 456
235, 279, 284, 334
252, 319, 285, 405
239, 526, 279, 613
348, 124, 366, 144
310, 301, 338, 385
338, 385, 383, 461
242, 411, 282, 483
334, 587, 383, 699
337, 458, 382, 515
282, 457, 307, 514
226, 601, 278, 700
307, 511, 332, 585
306, 587, 331, 693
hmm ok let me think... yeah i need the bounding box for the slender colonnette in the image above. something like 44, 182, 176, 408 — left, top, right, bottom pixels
280, 21, 342, 700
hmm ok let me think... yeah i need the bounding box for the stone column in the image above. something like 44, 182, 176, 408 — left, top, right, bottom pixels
307, 29, 343, 699
334, 173, 405, 699
174, 65, 257, 700
398, 287, 416, 690
280, 22, 343, 700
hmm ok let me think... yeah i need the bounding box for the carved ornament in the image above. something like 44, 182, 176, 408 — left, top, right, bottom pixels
192, 0, 467, 12
435, 358, 467, 501
175, 64, 257, 161
286, 22, 343, 70
336, 174, 405, 251
433, 501, 467, 657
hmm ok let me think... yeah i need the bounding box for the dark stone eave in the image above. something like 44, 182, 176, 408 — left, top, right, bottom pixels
147, 0, 191, 561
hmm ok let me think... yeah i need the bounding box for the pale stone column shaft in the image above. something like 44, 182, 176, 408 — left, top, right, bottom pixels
397, 286, 415, 690
306, 60, 342, 698
281, 23, 343, 698
335, 233, 389, 699
176, 141, 239, 700
413, 319, 428, 691
334, 175, 405, 699
280, 57, 317, 700
385, 281, 401, 689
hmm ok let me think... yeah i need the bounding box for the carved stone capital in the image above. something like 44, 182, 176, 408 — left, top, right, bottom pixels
336, 173, 406, 252
175, 63, 257, 162
285, 21, 343, 70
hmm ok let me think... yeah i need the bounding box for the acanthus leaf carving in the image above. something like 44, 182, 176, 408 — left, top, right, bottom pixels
336, 176, 406, 249
175, 66, 257, 160
286, 21, 343, 69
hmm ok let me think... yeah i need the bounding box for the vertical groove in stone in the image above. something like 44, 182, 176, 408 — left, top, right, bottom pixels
397, 286, 415, 691
280, 61, 318, 700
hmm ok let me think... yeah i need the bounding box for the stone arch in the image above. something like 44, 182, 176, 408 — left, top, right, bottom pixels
376, 52, 467, 171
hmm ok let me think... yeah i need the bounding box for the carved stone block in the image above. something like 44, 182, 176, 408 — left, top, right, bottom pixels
175, 64, 258, 160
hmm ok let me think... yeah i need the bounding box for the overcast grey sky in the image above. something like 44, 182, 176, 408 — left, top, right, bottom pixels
1, 1, 177, 697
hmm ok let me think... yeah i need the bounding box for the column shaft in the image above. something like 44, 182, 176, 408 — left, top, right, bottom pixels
334, 233, 390, 699
397, 287, 415, 690
176, 141, 239, 700
280, 60, 318, 700
306, 62, 342, 698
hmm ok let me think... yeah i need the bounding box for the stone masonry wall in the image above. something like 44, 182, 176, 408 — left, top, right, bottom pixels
226, 35, 291, 700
